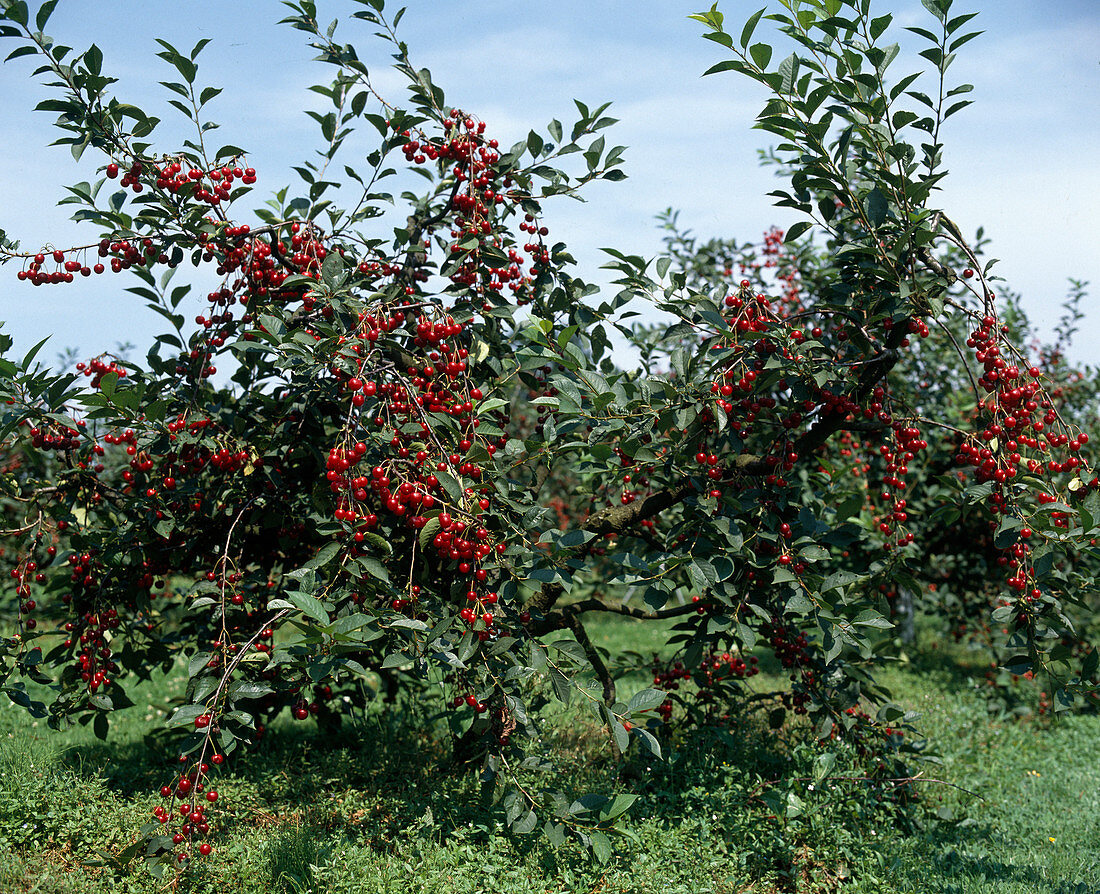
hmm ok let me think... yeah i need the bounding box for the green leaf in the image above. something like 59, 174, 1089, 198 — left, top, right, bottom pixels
290, 592, 330, 625
3, 2, 28, 26
84, 43, 102, 75
853, 610, 893, 630
306, 541, 341, 569
777, 53, 800, 94
1082, 647, 1099, 681
435, 469, 464, 505
36, 0, 59, 32
549, 666, 572, 704
544, 821, 567, 847
773, 567, 797, 585
609, 716, 630, 753
229, 681, 275, 699
865, 187, 888, 227
822, 570, 862, 592
600, 793, 639, 821
513, 809, 537, 835
167, 704, 206, 728
813, 751, 836, 783
215, 143, 247, 161
187, 652, 213, 678
627, 688, 665, 713
21, 335, 50, 369
636, 727, 662, 759
798, 544, 829, 561
945, 99, 973, 119
479, 395, 508, 413
749, 42, 772, 70
740, 9, 766, 48
786, 590, 813, 614
359, 556, 390, 583
920, 0, 946, 22
869, 14, 892, 41
784, 220, 812, 242
703, 59, 742, 77
4, 44, 34, 61
589, 830, 613, 864
526, 129, 544, 157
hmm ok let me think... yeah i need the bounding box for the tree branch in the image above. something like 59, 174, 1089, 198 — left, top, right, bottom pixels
583, 482, 694, 537
527, 309, 911, 619
566, 614, 622, 759
527, 595, 702, 637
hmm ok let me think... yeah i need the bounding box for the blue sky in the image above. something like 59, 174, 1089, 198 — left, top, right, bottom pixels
1, 0, 1098, 368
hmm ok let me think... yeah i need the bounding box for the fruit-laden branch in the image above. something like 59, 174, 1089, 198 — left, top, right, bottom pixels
527, 318, 912, 619
283, 179, 460, 351
583, 482, 695, 537
526, 594, 703, 637
578, 322, 908, 530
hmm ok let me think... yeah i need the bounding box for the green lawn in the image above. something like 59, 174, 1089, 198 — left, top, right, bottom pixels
1, 616, 1097, 893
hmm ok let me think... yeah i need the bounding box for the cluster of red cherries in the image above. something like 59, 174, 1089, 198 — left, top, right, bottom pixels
153, 752, 224, 863
75, 355, 126, 389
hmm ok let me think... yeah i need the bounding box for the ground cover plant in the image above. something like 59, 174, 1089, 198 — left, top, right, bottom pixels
0, 0, 1098, 886
2, 617, 1099, 893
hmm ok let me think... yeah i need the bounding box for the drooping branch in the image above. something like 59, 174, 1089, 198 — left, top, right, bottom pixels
581, 326, 908, 527
567, 615, 615, 707
527, 312, 912, 619
564, 614, 624, 760
524, 481, 695, 618
527, 594, 703, 637
790, 322, 910, 458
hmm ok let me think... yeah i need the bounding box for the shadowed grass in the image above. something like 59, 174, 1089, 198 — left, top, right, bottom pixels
0, 615, 1097, 893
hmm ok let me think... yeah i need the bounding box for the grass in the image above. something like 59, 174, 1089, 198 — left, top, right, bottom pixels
1, 616, 1098, 893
